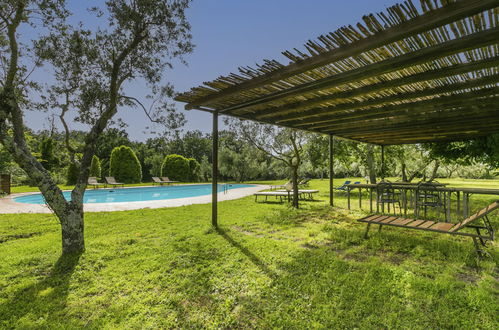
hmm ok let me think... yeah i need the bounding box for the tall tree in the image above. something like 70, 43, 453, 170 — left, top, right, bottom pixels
0, 0, 192, 254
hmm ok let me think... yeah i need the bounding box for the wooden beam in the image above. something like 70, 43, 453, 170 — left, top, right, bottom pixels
184, 0, 499, 109
216, 26, 499, 114
338, 119, 499, 138
242, 56, 499, 118
274, 74, 499, 125
295, 87, 499, 129
308, 104, 499, 132
367, 132, 497, 145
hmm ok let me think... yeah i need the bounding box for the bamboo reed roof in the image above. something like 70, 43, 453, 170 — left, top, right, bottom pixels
175, 0, 499, 145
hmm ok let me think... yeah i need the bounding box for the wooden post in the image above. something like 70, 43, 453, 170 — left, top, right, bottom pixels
359, 188, 362, 209
381, 145, 385, 180
329, 134, 334, 207
347, 186, 351, 210
212, 111, 219, 228
450, 191, 452, 222
369, 188, 373, 213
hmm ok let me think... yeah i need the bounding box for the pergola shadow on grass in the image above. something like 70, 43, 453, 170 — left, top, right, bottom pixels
175, 0, 499, 226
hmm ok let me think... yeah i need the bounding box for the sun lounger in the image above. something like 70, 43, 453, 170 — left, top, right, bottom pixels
270, 180, 291, 190
276, 189, 319, 200
335, 180, 351, 191
254, 191, 292, 202
152, 177, 169, 185
161, 177, 178, 184
87, 177, 103, 189
358, 200, 498, 257
105, 177, 125, 188
298, 178, 311, 187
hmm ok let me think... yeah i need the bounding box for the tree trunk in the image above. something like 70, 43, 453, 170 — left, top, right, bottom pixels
366, 144, 377, 184
401, 162, 408, 182
60, 205, 85, 254
291, 164, 299, 208
428, 160, 440, 181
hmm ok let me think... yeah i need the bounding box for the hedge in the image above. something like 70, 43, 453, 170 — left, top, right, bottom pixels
161, 154, 190, 182
109, 146, 142, 183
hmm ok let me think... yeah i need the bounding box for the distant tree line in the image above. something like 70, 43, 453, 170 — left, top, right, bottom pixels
2, 127, 497, 187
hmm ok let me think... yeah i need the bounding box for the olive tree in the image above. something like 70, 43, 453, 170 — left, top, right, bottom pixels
0, 0, 192, 254
226, 119, 309, 208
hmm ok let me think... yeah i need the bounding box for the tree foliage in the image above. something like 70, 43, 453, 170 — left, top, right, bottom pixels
0, 0, 193, 253
424, 135, 499, 168
38, 137, 60, 171
161, 154, 190, 181
89, 155, 101, 179
109, 146, 142, 183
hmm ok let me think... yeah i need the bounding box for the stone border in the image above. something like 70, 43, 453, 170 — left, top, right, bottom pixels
0, 184, 269, 214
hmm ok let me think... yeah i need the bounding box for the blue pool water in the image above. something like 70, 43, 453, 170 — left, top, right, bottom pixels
14, 184, 254, 204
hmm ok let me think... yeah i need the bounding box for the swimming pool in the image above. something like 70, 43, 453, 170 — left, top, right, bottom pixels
14, 184, 255, 204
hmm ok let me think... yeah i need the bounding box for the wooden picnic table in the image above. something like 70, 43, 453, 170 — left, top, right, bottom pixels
344, 183, 499, 221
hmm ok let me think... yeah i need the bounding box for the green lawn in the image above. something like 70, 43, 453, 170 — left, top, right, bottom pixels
1, 179, 498, 328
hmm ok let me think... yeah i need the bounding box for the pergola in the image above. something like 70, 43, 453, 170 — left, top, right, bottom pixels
175, 0, 499, 226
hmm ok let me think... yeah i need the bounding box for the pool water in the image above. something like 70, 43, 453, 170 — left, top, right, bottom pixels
14, 184, 254, 204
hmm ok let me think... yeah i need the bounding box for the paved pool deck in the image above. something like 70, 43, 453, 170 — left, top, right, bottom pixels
0, 184, 269, 214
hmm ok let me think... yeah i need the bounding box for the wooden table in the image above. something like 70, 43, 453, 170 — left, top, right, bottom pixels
344, 183, 499, 222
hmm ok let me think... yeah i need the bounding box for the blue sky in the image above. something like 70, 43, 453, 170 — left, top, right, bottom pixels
26, 0, 402, 141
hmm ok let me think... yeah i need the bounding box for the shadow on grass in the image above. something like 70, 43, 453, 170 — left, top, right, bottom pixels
217, 228, 277, 279
0, 252, 82, 327
235, 228, 497, 328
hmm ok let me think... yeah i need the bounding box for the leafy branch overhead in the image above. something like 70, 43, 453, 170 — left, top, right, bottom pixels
0, 0, 194, 254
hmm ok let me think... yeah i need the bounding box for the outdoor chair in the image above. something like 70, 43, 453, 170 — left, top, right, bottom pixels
334, 180, 351, 191
415, 180, 446, 220
358, 200, 498, 257
87, 177, 103, 189
152, 177, 168, 185
376, 181, 401, 215
105, 177, 125, 188
161, 177, 179, 184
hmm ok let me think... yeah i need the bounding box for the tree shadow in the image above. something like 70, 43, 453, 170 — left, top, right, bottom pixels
217, 228, 277, 279
0, 252, 82, 327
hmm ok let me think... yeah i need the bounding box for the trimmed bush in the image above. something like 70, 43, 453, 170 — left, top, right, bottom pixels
89, 155, 101, 179
187, 158, 200, 181
161, 154, 190, 181
66, 162, 79, 185
109, 146, 142, 183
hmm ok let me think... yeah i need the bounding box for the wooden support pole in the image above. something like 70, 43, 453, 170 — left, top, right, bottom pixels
212, 111, 219, 228
347, 186, 351, 210
381, 145, 385, 181
329, 134, 334, 207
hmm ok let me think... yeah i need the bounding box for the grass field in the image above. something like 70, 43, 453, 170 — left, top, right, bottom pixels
1, 179, 498, 328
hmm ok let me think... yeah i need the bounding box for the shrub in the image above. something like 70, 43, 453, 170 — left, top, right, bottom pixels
89, 155, 101, 179
161, 154, 190, 181
187, 158, 200, 181
66, 162, 79, 185
109, 146, 142, 183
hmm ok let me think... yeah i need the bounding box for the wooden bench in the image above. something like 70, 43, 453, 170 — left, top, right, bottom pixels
358, 200, 498, 257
